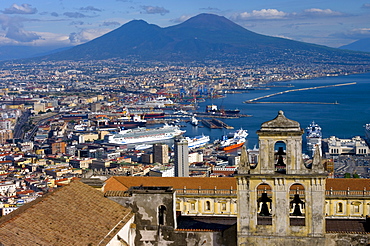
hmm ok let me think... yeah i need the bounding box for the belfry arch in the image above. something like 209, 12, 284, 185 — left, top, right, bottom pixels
237, 111, 327, 245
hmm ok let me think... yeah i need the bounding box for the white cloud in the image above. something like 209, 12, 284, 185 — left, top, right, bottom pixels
2, 4, 37, 15
0, 15, 40, 42
231, 8, 346, 22
170, 15, 192, 23
31, 32, 71, 46
140, 6, 169, 15
69, 28, 111, 44
232, 9, 288, 20
332, 28, 370, 39
303, 8, 344, 17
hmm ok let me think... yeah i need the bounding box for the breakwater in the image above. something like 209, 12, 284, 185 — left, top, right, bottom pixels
244, 82, 356, 104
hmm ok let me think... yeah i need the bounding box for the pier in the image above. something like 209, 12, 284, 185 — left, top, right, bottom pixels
211, 119, 234, 129
201, 119, 222, 129
247, 101, 338, 105
244, 82, 356, 104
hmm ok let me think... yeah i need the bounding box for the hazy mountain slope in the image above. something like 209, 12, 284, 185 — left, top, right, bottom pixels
340, 38, 370, 53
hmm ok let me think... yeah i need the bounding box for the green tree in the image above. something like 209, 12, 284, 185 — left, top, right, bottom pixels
344, 173, 351, 178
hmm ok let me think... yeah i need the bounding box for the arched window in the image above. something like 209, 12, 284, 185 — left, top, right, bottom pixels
158, 205, 166, 225
274, 141, 286, 174
337, 203, 343, 213
289, 183, 305, 226
257, 183, 272, 225
205, 201, 211, 211
221, 202, 227, 211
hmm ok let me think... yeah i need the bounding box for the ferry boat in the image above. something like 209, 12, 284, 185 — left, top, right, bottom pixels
104, 124, 185, 145
219, 129, 248, 151
306, 121, 322, 157
186, 134, 210, 149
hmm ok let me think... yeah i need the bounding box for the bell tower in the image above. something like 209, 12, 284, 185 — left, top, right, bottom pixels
237, 111, 326, 245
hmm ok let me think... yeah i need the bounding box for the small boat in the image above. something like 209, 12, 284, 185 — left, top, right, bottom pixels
135, 144, 153, 150
191, 115, 199, 126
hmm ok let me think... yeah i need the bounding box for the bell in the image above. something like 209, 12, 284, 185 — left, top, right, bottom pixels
258, 193, 272, 216
291, 194, 304, 216
276, 147, 285, 155
276, 155, 285, 165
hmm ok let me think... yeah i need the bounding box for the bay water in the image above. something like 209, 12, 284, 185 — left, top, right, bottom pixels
182, 72, 370, 150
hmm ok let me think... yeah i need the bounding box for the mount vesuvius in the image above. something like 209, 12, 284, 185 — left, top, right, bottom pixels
37, 13, 370, 65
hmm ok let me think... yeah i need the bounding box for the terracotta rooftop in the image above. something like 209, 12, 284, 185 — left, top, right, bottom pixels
0, 180, 133, 246
103, 176, 237, 192
103, 176, 369, 192
326, 178, 370, 191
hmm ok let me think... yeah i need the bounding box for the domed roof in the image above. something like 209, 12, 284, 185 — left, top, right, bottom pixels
259, 110, 302, 133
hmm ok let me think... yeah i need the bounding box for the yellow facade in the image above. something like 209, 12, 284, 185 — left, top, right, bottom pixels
176, 193, 238, 216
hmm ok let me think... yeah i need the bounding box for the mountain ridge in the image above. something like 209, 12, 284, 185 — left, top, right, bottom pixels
28, 13, 370, 65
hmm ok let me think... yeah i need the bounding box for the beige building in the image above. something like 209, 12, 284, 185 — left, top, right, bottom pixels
153, 143, 169, 164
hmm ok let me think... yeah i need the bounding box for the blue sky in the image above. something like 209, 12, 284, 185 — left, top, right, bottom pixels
0, 0, 369, 48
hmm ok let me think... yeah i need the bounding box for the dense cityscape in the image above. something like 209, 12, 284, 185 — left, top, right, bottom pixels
0, 58, 369, 219
1, 0, 370, 243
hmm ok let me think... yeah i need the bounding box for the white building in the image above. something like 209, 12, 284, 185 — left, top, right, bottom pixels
326, 136, 369, 155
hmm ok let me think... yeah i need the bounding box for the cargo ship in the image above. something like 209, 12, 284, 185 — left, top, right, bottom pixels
128, 109, 165, 119
104, 124, 185, 145
186, 134, 210, 149
218, 129, 248, 151
206, 104, 240, 115
306, 121, 322, 157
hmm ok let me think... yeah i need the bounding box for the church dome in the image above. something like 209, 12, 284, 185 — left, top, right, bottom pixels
258, 110, 302, 133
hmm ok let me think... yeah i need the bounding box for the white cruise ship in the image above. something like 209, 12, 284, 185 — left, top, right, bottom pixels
186, 134, 210, 149
306, 121, 322, 157
104, 124, 185, 144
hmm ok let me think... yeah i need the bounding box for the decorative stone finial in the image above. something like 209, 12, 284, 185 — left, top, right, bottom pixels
239, 145, 250, 174
312, 144, 324, 173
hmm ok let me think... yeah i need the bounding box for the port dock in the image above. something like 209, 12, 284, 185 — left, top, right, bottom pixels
211, 119, 234, 129
201, 119, 222, 129
201, 119, 234, 129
